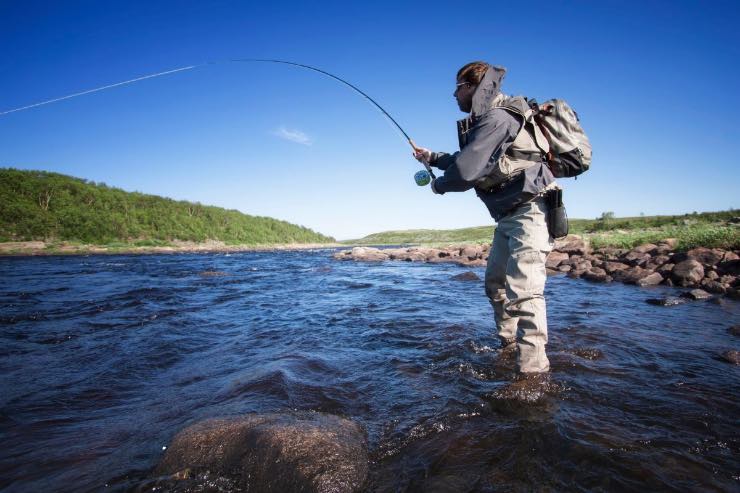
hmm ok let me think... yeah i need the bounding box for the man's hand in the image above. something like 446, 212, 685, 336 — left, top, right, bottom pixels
410, 140, 433, 164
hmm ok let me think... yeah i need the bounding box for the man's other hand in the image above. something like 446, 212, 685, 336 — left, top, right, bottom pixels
413, 146, 432, 164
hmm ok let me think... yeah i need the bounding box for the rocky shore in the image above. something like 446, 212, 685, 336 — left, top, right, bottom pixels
333, 236, 740, 300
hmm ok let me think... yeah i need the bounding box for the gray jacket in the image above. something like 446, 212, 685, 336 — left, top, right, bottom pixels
430, 66, 555, 221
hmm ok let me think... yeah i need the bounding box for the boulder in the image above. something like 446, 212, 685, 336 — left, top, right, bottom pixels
631, 243, 659, 255
719, 350, 740, 365
546, 268, 560, 276
558, 264, 572, 273
700, 279, 726, 294
672, 259, 704, 286
554, 236, 588, 255
546, 251, 570, 269
705, 270, 719, 281
718, 259, 740, 276
623, 251, 652, 267
729, 288, 740, 300
567, 269, 588, 279
572, 259, 593, 271
350, 247, 388, 262
687, 247, 725, 267
594, 246, 626, 260
650, 254, 671, 267
424, 249, 444, 261
603, 261, 629, 274
636, 272, 664, 287
612, 266, 650, 284
153, 412, 368, 493
402, 251, 428, 262
460, 245, 482, 260
455, 258, 487, 268
723, 251, 739, 262
720, 275, 737, 286
657, 263, 675, 275
452, 271, 481, 281
654, 244, 674, 256
682, 289, 712, 300
583, 267, 612, 283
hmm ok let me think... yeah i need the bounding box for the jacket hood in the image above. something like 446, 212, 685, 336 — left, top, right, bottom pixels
471, 65, 506, 117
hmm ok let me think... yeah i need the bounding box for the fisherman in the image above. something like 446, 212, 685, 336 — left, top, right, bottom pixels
414, 61, 557, 375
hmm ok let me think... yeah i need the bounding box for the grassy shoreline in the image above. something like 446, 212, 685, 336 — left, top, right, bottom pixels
344, 210, 739, 252
0, 240, 342, 256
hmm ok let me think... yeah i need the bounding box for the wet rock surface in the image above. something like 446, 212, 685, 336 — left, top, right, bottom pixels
646, 297, 688, 306
451, 271, 481, 281
333, 238, 739, 302
148, 412, 368, 493
719, 350, 740, 365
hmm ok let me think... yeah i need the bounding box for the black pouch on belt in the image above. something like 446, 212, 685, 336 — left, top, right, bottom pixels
546, 189, 569, 239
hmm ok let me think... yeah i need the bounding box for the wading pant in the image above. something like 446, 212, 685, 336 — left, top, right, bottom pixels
484, 197, 554, 373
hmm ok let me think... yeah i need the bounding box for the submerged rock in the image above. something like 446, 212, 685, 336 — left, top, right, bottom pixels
152, 412, 368, 493
728, 325, 740, 337
451, 271, 481, 281
571, 347, 604, 360
719, 350, 740, 365
646, 297, 687, 307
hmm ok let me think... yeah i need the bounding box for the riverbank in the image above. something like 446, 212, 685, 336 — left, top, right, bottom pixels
344, 210, 739, 251
0, 239, 342, 256
334, 235, 740, 300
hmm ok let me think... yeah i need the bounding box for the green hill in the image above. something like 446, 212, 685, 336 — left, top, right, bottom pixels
346, 210, 739, 251
0, 168, 334, 245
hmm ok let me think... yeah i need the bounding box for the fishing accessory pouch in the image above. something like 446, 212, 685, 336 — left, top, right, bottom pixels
546, 188, 568, 239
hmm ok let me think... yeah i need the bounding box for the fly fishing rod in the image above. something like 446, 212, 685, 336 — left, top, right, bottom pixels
0, 58, 436, 185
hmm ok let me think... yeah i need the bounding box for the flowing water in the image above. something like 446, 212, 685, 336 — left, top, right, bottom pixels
1, 250, 738, 492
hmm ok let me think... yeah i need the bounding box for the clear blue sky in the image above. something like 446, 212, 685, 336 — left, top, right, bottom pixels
1, 0, 738, 240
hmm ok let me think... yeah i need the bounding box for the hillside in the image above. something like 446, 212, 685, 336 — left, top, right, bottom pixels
0, 168, 334, 245
346, 210, 740, 251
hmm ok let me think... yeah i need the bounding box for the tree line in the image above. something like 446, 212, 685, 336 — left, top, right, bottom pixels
0, 168, 335, 244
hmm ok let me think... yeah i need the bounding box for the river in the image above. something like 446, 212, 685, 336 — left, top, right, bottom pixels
1, 250, 738, 491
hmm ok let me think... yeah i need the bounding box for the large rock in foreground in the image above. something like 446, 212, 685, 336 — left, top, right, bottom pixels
150, 412, 368, 493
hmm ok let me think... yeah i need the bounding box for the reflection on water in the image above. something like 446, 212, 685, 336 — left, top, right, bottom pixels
1, 250, 738, 492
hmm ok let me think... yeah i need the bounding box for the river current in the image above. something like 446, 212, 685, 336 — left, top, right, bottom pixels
1, 250, 738, 492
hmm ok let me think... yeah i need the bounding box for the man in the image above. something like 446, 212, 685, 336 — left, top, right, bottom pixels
414, 61, 556, 374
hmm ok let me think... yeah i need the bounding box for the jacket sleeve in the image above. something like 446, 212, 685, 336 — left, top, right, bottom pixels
429, 152, 457, 170
432, 109, 522, 193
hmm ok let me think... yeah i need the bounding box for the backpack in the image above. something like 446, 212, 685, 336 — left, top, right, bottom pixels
529, 99, 591, 178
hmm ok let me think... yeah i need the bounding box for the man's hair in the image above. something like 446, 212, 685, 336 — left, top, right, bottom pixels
457, 61, 489, 85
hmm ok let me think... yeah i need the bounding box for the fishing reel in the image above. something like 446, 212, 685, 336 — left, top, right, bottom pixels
414, 169, 431, 186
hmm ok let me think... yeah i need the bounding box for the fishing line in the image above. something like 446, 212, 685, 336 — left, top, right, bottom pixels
0, 65, 198, 116
0, 58, 436, 179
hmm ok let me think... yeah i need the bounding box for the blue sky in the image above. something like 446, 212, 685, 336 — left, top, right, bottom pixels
1, 0, 738, 240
